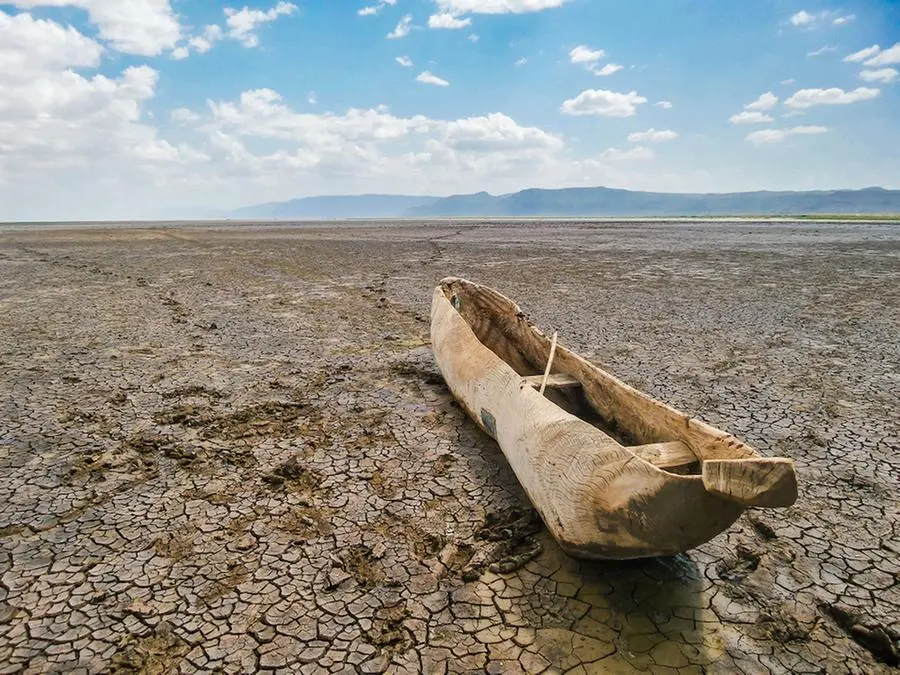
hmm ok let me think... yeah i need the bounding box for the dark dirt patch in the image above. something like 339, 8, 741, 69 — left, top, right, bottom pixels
226, 513, 256, 535
431, 453, 456, 477
462, 507, 544, 580
152, 525, 196, 562
153, 404, 215, 428
716, 544, 762, 582
390, 361, 444, 386
161, 444, 202, 467
205, 401, 310, 440
108, 391, 129, 405
203, 562, 251, 604
756, 606, 810, 644
412, 532, 445, 560
108, 621, 188, 674
125, 432, 202, 469
263, 455, 323, 492
374, 513, 452, 570
820, 602, 899, 666
716, 547, 813, 647
126, 432, 176, 456
440, 542, 475, 575
276, 505, 333, 541
60, 409, 108, 426
155, 400, 309, 442
161, 385, 224, 400
339, 545, 385, 590
746, 515, 777, 541
366, 470, 397, 500
61, 436, 160, 486
0, 524, 29, 538
365, 602, 413, 655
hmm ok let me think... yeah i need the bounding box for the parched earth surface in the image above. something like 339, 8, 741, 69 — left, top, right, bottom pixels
0, 220, 897, 674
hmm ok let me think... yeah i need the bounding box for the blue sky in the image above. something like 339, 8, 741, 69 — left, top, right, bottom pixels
0, 0, 898, 219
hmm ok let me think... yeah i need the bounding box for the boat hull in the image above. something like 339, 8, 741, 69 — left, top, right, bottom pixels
430, 280, 791, 559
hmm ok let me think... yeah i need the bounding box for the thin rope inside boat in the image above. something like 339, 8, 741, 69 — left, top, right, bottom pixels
539, 331, 559, 396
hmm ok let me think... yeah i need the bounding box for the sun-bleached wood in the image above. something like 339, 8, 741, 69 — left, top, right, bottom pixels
628, 441, 698, 473
702, 458, 798, 507
524, 373, 581, 390
431, 276, 798, 560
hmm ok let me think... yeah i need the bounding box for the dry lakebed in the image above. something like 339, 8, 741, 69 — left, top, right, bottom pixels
0, 219, 897, 673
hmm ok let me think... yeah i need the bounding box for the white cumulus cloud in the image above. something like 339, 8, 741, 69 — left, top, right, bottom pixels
387, 14, 412, 39
196, 90, 580, 207
0, 10, 104, 75
627, 128, 678, 143
0, 14, 199, 191
790, 10, 815, 25
784, 86, 880, 108
174, 4, 292, 57
417, 70, 450, 86
436, 0, 565, 14
189, 25, 223, 54
592, 63, 623, 76
395, 55, 414, 67
864, 42, 900, 67
357, 1, 396, 17
561, 89, 647, 117
428, 13, 472, 29
443, 112, 562, 151
569, 46, 622, 76
729, 111, 774, 124
10, 0, 182, 55
745, 92, 778, 111
790, 9, 853, 28
807, 45, 836, 57
746, 126, 829, 144
225, 2, 297, 48
859, 68, 898, 83
569, 45, 605, 64
843, 44, 880, 62
655, 100, 673, 109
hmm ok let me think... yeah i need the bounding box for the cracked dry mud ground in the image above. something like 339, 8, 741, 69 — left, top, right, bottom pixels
0, 220, 897, 674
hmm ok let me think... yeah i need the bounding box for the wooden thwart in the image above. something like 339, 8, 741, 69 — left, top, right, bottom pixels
524, 373, 582, 390
628, 441, 698, 472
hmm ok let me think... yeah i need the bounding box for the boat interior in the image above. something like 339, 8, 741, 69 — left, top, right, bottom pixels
441, 279, 704, 476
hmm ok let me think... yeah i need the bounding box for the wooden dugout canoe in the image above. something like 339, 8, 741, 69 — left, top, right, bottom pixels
431, 277, 798, 560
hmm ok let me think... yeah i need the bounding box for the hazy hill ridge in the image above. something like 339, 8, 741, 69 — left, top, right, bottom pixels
231, 186, 900, 218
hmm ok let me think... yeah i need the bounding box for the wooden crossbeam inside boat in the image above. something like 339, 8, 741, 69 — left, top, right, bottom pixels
627, 441, 699, 472
524, 373, 582, 390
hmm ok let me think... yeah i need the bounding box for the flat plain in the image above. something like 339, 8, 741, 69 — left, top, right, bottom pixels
0, 220, 897, 674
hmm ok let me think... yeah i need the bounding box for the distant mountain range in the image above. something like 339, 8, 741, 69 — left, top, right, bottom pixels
229, 186, 900, 219
229, 194, 437, 219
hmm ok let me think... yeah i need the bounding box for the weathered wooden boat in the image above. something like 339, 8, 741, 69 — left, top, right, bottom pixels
431, 277, 798, 560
